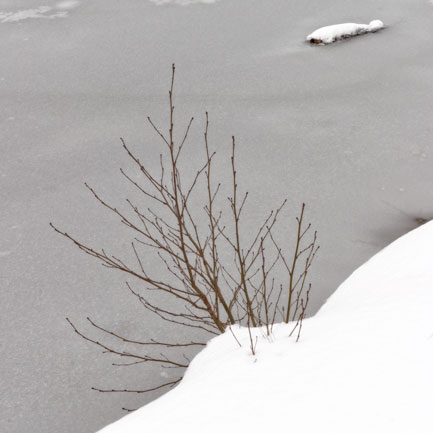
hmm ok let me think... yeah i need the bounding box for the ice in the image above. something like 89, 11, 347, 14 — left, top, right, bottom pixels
2, 1, 432, 432
149, 0, 218, 5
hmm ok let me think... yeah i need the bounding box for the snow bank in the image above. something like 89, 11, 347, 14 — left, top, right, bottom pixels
97, 222, 433, 433
307, 20, 384, 44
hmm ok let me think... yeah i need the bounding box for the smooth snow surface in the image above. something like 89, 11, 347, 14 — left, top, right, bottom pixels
97, 221, 433, 433
307, 20, 384, 44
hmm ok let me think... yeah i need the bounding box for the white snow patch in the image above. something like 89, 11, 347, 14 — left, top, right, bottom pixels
55, 1, 80, 9
149, 0, 218, 5
0, 6, 67, 23
96, 221, 433, 433
307, 20, 384, 44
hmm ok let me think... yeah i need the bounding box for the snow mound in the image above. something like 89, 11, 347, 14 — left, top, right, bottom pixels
97, 221, 433, 433
307, 20, 384, 44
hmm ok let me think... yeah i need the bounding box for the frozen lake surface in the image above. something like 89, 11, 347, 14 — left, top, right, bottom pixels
1, 0, 433, 432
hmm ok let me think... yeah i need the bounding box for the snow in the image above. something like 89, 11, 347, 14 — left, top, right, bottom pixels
96, 221, 433, 433
0, 7, 67, 23
55, 1, 81, 10
0, 2, 80, 23
307, 20, 384, 44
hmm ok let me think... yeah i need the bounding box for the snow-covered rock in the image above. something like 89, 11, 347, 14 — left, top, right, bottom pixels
307, 20, 384, 44
97, 221, 433, 433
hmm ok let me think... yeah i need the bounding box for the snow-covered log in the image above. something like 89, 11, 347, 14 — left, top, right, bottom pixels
307, 20, 384, 44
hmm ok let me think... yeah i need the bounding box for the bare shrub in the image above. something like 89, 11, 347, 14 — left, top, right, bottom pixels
51, 65, 318, 403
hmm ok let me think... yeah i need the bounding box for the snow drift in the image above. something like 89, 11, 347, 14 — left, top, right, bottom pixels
307, 20, 384, 44
97, 221, 433, 433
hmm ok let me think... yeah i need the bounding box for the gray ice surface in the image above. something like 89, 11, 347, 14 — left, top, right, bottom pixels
1, 0, 433, 432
